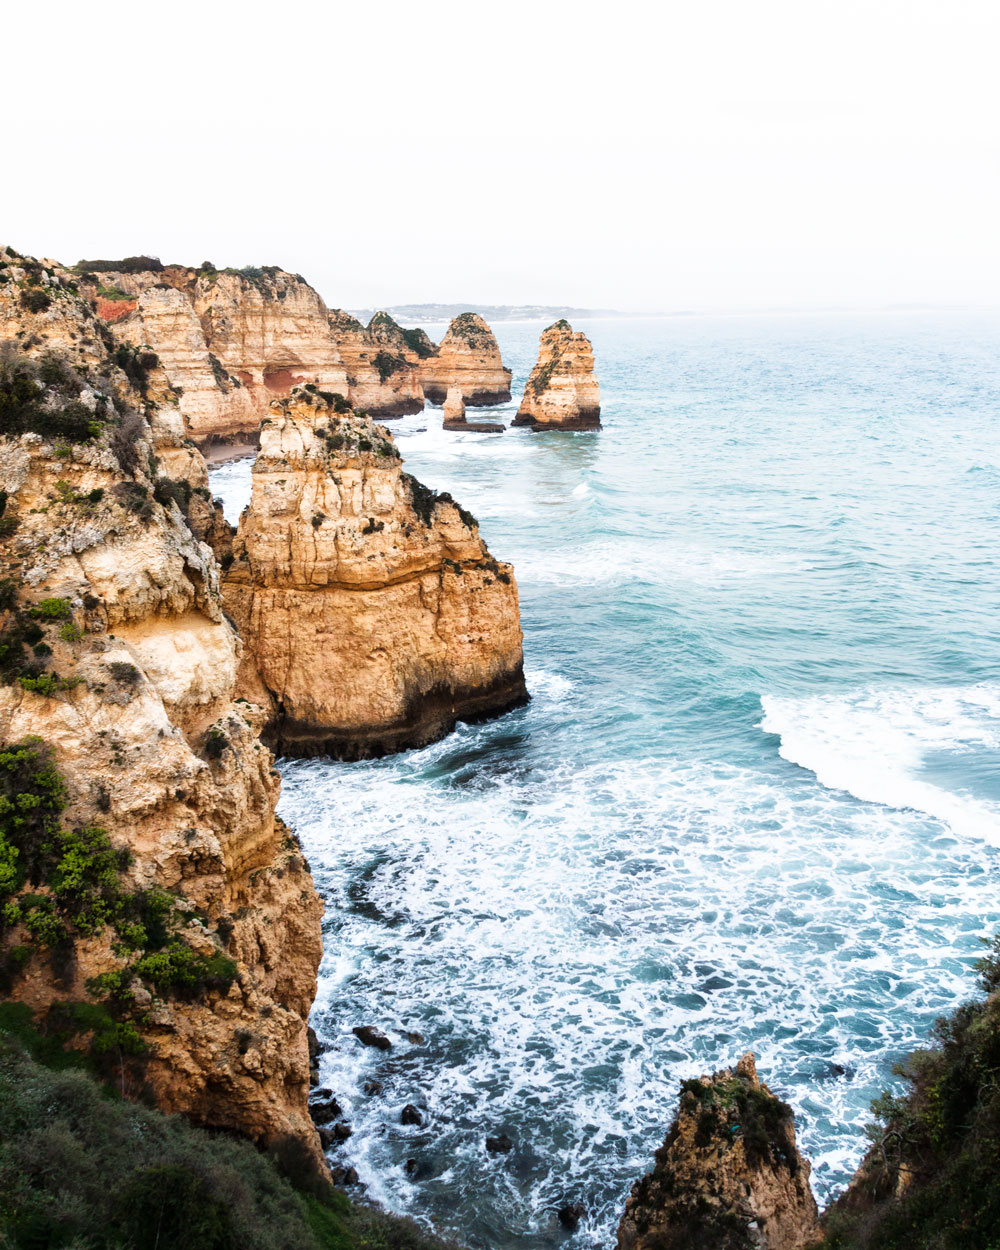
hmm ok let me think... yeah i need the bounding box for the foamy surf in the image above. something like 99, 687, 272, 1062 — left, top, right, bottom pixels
759, 685, 1000, 844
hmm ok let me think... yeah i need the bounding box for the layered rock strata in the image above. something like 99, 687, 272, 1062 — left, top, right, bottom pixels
618, 1053, 818, 1250
328, 308, 424, 417
513, 319, 601, 429
418, 312, 512, 406
223, 388, 527, 758
0, 247, 324, 1172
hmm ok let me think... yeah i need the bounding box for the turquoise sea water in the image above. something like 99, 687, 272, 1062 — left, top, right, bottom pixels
211, 312, 1000, 1249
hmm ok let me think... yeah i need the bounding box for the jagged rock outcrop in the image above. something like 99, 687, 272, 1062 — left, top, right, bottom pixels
328, 309, 424, 417
223, 388, 527, 758
618, 1053, 819, 1250
513, 319, 601, 429
0, 246, 325, 1174
419, 312, 512, 406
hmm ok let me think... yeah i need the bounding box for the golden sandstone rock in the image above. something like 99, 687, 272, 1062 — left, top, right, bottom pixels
618, 1053, 819, 1250
418, 312, 512, 406
223, 388, 527, 758
327, 308, 424, 417
513, 319, 602, 429
0, 249, 325, 1174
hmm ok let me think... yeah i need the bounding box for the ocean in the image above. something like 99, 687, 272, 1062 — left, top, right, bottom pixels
209, 311, 1000, 1248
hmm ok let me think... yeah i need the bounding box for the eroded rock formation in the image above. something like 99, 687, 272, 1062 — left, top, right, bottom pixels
442, 385, 466, 427
513, 319, 601, 429
618, 1053, 819, 1250
223, 388, 527, 758
328, 308, 424, 417
419, 312, 512, 406
0, 247, 324, 1173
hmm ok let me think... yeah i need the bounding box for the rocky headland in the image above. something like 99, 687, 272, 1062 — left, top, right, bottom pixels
222, 387, 527, 758
327, 308, 425, 417
0, 245, 324, 1168
418, 312, 512, 406
513, 319, 602, 429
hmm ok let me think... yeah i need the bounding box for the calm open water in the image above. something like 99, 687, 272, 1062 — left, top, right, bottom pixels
211, 311, 1000, 1249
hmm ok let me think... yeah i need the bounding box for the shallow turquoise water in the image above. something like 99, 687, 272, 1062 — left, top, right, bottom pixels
211, 312, 1000, 1248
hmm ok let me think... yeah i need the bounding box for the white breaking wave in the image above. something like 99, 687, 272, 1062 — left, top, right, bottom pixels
759, 684, 1000, 843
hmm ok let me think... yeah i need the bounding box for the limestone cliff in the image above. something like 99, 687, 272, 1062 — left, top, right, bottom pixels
113, 284, 258, 447
618, 1053, 818, 1250
513, 319, 601, 429
223, 388, 527, 758
419, 312, 512, 406
0, 246, 324, 1171
328, 309, 424, 417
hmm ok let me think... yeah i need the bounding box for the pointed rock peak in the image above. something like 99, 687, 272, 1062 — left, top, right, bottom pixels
618, 1056, 818, 1250
513, 322, 601, 430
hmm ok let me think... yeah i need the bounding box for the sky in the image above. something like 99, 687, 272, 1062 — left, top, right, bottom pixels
6, 0, 1000, 312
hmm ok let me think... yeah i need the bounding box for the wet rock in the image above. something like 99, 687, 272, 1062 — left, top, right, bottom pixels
558, 1203, 585, 1230
486, 1133, 515, 1154
405, 1158, 419, 1179
363, 1079, 385, 1096
317, 1127, 337, 1148
353, 1025, 392, 1051
310, 1087, 333, 1101
309, 1097, 343, 1125
401, 1103, 423, 1126
307, 1025, 323, 1060
332, 1166, 360, 1186
332, 1123, 353, 1141
405, 1030, 426, 1044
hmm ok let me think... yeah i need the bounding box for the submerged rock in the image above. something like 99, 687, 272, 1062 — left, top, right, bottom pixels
401, 1103, 423, 1126
617, 1053, 818, 1250
513, 320, 601, 430
352, 1025, 393, 1051
486, 1133, 515, 1154
558, 1202, 586, 1230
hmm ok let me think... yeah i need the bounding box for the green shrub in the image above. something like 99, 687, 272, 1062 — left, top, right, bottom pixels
108, 660, 140, 687
114, 480, 154, 521
30, 597, 72, 620
372, 351, 406, 383
75, 255, 164, 274
400, 327, 435, 359
154, 475, 193, 512
19, 287, 51, 313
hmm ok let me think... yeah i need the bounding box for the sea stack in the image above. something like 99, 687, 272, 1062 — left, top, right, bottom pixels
617, 1054, 818, 1250
419, 312, 512, 406
513, 319, 601, 429
442, 385, 466, 427
328, 308, 426, 417
223, 388, 527, 758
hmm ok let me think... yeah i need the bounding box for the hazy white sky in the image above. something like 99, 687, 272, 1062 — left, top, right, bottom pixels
7, 0, 1000, 311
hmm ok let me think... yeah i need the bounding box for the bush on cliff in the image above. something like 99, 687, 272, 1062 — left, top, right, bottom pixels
0, 1029, 460, 1250
818, 936, 1000, 1250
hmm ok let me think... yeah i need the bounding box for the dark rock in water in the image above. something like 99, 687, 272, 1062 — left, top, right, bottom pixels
332, 1165, 360, 1186
309, 1097, 343, 1125
317, 1127, 336, 1148
486, 1132, 515, 1154
405, 1030, 426, 1044
363, 1079, 384, 1096
307, 1025, 322, 1060
332, 1122, 353, 1141
353, 1025, 392, 1050
558, 1203, 585, 1230
401, 1103, 423, 1126
310, 1087, 333, 1101
405, 1158, 419, 1179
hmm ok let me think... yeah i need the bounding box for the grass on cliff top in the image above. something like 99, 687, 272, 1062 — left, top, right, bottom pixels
0, 1025, 460, 1250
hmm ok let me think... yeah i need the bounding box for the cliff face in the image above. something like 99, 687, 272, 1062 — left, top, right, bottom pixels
618, 1054, 818, 1250
419, 312, 512, 406
0, 247, 324, 1171
328, 309, 425, 417
114, 285, 258, 447
223, 389, 527, 758
513, 319, 601, 429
